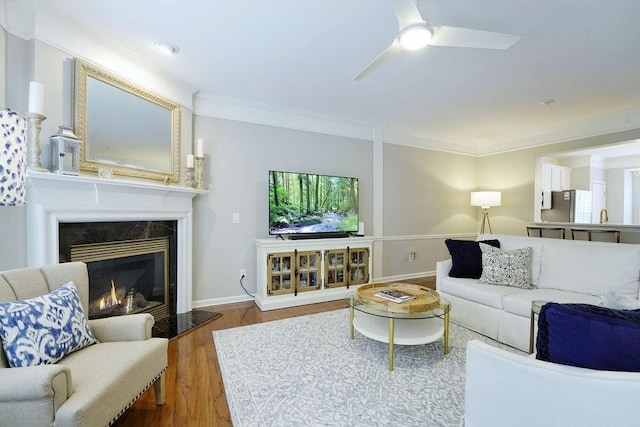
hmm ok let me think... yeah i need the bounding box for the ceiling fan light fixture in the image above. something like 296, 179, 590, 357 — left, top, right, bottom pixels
399, 25, 432, 50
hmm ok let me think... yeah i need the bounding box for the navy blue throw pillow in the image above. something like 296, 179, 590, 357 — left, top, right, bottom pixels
536, 303, 640, 371
445, 239, 500, 279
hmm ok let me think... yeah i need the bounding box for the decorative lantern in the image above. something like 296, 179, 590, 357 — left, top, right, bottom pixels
50, 125, 81, 175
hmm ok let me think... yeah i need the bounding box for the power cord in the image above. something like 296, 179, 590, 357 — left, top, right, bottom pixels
240, 274, 255, 299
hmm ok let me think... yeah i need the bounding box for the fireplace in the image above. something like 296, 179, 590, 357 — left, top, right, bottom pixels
59, 221, 178, 320
26, 171, 200, 315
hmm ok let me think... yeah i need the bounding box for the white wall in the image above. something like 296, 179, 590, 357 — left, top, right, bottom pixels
606, 168, 626, 224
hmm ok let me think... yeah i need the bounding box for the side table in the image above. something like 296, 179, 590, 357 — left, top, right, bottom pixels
529, 300, 547, 354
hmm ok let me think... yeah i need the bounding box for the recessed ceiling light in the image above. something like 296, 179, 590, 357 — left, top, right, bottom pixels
154, 42, 179, 55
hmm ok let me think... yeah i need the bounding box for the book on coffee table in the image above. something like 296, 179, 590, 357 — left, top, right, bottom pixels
375, 289, 417, 303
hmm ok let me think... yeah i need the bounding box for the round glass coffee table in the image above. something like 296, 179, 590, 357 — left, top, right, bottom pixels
345, 283, 450, 371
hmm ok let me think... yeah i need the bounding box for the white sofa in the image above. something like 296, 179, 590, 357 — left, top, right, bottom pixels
436, 234, 640, 351
0, 262, 168, 426
463, 339, 640, 427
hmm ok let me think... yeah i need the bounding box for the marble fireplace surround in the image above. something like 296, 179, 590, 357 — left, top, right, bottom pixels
26, 170, 204, 314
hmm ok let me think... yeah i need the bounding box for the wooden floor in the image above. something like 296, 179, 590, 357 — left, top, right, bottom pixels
114, 277, 435, 426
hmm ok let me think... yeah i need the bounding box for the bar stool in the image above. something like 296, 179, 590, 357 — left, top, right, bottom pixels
526, 226, 565, 239
570, 228, 620, 243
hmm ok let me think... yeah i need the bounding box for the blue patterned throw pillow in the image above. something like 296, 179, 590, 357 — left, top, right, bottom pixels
0, 282, 98, 367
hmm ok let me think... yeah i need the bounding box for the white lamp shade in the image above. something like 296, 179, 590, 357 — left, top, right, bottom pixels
471, 191, 502, 208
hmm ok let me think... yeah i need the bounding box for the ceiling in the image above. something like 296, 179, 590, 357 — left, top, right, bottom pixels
26, 0, 640, 154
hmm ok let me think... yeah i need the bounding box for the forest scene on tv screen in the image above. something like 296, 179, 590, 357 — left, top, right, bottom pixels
269, 171, 358, 234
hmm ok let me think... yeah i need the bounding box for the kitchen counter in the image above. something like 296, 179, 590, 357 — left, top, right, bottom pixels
530, 222, 640, 243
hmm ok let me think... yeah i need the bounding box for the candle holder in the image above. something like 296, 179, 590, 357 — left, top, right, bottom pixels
195, 156, 205, 190
24, 112, 48, 171
185, 166, 195, 188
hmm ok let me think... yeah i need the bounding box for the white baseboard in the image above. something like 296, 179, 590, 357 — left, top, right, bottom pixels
377, 271, 435, 283
192, 294, 255, 309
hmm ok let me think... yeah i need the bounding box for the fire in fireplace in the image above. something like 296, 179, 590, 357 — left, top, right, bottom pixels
71, 238, 169, 320
59, 220, 178, 320
89, 278, 159, 319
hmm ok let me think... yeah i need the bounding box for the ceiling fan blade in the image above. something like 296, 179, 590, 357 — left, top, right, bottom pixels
354, 39, 403, 81
430, 25, 521, 49
389, 0, 425, 30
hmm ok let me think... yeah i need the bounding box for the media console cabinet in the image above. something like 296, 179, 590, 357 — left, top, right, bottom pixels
255, 237, 374, 311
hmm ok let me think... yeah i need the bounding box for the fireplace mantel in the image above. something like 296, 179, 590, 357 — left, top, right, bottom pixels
26, 170, 206, 314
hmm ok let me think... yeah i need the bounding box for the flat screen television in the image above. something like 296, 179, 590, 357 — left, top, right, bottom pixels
269, 170, 359, 238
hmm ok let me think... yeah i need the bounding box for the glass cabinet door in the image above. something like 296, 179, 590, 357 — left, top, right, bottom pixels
325, 249, 347, 288
348, 247, 369, 285
267, 252, 294, 295
297, 250, 320, 292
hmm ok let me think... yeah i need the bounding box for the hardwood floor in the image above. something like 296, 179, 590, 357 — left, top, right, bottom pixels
114, 277, 435, 426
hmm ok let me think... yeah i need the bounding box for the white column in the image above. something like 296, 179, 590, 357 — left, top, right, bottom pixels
372, 127, 384, 281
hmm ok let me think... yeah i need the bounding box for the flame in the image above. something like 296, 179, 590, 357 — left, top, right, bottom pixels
98, 279, 121, 309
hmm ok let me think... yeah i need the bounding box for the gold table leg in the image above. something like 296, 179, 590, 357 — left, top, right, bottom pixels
529, 308, 535, 354
444, 307, 450, 355
388, 317, 395, 371
349, 300, 354, 340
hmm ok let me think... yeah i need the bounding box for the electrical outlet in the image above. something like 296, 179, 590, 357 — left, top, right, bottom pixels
240, 269, 246, 280
409, 251, 416, 262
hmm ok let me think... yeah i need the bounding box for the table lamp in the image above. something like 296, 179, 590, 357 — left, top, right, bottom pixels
471, 191, 502, 234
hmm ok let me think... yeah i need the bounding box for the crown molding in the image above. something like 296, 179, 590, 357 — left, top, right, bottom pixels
476, 105, 640, 156
1, 0, 36, 40
381, 127, 480, 156
605, 155, 640, 170
193, 93, 375, 142
195, 90, 640, 157
194, 93, 482, 155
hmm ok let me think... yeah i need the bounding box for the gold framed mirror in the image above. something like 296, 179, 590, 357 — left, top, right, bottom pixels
74, 59, 181, 182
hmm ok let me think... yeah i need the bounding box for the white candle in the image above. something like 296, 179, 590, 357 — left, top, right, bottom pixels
196, 139, 204, 157
28, 81, 44, 115
186, 154, 195, 168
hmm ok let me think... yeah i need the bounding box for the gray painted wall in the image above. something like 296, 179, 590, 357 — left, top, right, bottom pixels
191, 116, 373, 302
380, 144, 477, 280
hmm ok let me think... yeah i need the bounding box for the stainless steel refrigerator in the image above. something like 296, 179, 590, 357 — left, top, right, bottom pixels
541, 190, 592, 223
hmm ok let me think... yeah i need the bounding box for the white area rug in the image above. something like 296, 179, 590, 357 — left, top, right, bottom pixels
213, 309, 515, 427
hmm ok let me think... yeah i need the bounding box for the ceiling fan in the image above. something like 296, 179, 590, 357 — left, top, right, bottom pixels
354, 0, 521, 80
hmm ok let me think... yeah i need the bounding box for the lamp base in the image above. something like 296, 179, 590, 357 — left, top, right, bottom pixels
480, 209, 493, 234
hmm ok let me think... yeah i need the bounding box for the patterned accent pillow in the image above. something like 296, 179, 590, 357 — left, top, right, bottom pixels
479, 244, 534, 289
0, 282, 98, 367
0, 108, 27, 206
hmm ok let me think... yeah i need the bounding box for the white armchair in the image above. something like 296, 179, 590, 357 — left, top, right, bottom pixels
463, 340, 640, 427
0, 262, 168, 426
